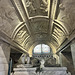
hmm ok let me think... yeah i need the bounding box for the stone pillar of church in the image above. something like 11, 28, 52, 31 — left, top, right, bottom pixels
59, 52, 62, 66
0, 40, 10, 75
71, 41, 75, 70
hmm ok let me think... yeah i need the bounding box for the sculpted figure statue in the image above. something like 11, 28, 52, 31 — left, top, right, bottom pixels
40, 59, 45, 68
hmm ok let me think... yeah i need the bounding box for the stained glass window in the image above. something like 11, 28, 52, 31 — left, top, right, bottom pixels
33, 44, 50, 54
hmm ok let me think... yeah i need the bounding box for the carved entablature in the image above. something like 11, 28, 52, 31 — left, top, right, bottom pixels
25, 0, 48, 17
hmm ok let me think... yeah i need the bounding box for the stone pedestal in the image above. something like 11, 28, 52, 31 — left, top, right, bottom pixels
0, 41, 10, 75
14, 68, 36, 75
13, 67, 68, 75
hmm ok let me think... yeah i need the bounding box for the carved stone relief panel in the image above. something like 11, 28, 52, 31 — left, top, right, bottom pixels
24, 41, 34, 50
0, 1, 20, 37
58, 0, 75, 33
14, 26, 30, 48
34, 33, 48, 41
25, 0, 48, 17
30, 20, 49, 34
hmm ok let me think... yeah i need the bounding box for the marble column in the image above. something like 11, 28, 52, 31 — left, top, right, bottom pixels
27, 56, 30, 64
53, 54, 59, 64
59, 52, 62, 66
0, 41, 10, 75
71, 41, 75, 70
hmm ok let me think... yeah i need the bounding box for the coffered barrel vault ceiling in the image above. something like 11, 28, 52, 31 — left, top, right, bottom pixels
0, 0, 75, 55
